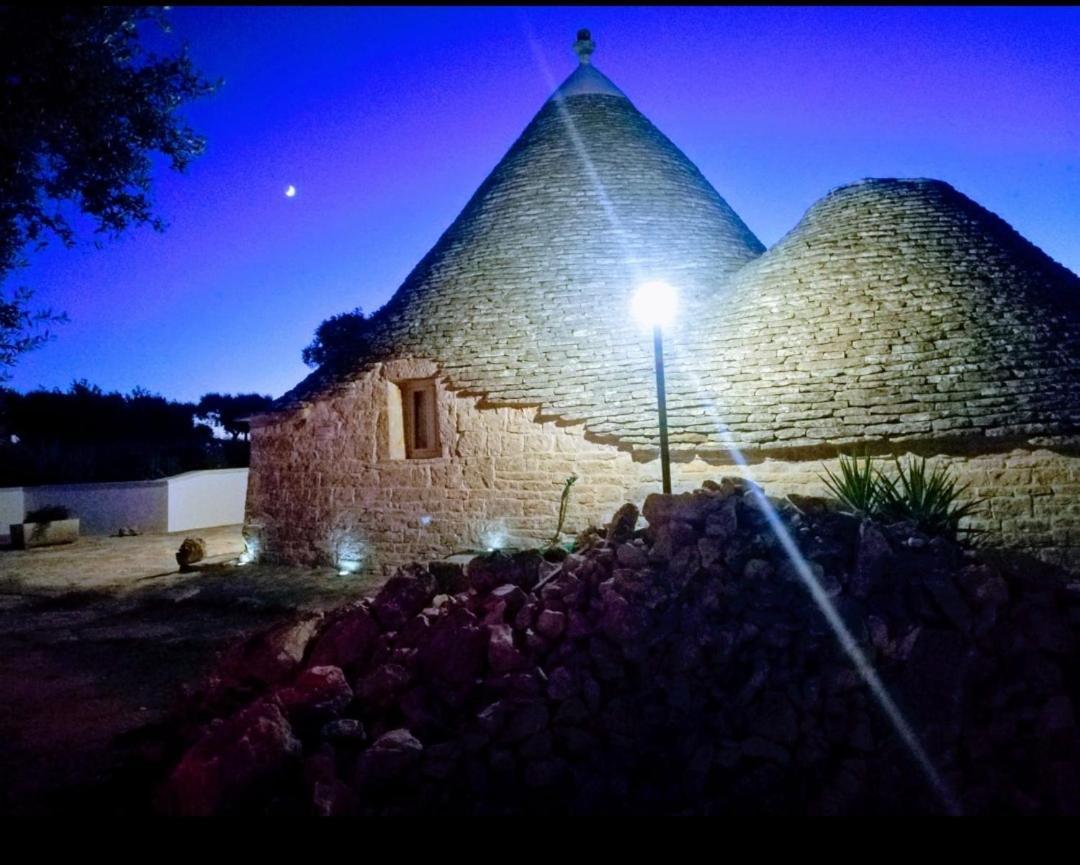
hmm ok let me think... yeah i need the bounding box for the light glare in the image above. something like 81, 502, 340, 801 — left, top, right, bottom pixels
481, 526, 506, 551
631, 280, 678, 329
237, 538, 259, 565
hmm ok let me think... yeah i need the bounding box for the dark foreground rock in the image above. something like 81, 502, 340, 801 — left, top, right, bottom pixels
156, 480, 1080, 815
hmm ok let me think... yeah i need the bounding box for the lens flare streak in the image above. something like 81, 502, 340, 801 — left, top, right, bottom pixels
521, 14, 958, 814
689, 375, 961, 815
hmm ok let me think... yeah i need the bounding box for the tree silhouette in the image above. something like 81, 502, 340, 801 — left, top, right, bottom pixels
195, 392, 274, 440
0, 6, 217, 376
0, 381, 257, 485
303, 306, 373, 371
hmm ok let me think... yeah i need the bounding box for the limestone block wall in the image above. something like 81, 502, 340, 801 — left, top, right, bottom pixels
247, 360, 1080, 574
246, 358, 662, 571
728, 451, 1080, 572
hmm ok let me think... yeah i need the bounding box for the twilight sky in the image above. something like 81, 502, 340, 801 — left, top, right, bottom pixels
7, 5, 1079, 402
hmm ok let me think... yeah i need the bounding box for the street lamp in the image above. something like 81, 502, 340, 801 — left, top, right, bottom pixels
631, 280, 677, 494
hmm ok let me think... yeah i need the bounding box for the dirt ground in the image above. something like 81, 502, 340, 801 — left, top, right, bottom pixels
0, 525, 383, 815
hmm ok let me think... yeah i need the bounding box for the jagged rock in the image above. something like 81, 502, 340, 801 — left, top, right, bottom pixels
355, 728, 423, 788
641, 492, 676, 527
649, 520, 698, 562
428, 561, 469, 594
419, 614, 487, 686
423, 741, 463, 780
536, 609, 566, 640
175, 537, 206, 571
705, 496, 739, 542
751, 691, 799, 746
160, 699, 301, 816
371, 567, 438, 631
307, 604, 381, 673
853, 521, 891, 598
356, 663, 412, 709
615, 541, 649, 568
488, 623, 526, 673
157, 486, 1080, 816
275, 665, 352, 728
1018, 604, 1074, 655
488, 584, 529, 616
606, 502, 640, 544
503, 701, 549, 743
321, 718, 367, 744
311, 779, 359, 817
546, 666, 577, 701
524, 757, 569, 789
466, 550, 544, 593
218, 612, 324, 689
956, 565, 1009, 609
573, 525, 607, 554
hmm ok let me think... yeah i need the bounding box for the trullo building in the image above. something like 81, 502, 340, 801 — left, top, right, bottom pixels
246, 32, 1080, 573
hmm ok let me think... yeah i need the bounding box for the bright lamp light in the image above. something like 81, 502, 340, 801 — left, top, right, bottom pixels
631, 280, 678, 329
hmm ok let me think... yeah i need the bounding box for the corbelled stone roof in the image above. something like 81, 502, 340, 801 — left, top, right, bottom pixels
269, 41, 1080, 460
272, 44, 766, 430
675, 178, 1080, 457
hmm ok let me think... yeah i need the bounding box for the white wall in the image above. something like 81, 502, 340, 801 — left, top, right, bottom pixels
1, 468, 249, 537
167, 468, 249, 532
23, 480, 168, 535
0, 487, 25, 540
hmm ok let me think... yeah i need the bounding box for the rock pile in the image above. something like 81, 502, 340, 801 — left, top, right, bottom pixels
157, 479, 1080, 815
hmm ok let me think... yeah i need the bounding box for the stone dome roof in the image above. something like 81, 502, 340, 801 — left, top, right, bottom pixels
271, 42, 1080, 464
274, 44, 765, 426
679, 178, 1080, 458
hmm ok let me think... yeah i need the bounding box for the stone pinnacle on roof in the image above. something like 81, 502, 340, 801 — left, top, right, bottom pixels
271, 29, 766, 425
555, 29, 625, 100
574, 29, 596, 65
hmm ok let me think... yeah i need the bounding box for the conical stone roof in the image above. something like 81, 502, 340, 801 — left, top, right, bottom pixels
273, 40, 1080, 463
275, 38, 765, 440
681, 178, 1080, 457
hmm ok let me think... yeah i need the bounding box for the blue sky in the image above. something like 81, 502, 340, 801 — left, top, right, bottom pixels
7, 6, 1078, 401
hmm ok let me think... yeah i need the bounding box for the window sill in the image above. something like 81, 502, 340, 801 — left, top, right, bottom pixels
378, 455, 451, 466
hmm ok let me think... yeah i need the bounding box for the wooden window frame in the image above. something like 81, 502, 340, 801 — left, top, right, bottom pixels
399, 378, 440, 459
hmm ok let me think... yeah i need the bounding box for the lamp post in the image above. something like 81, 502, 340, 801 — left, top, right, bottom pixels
631, 280, 677, 494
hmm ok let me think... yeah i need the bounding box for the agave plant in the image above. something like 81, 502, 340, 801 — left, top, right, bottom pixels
819, 453, 882, 516
875, 456, 984, 540
819, 453, 983, 541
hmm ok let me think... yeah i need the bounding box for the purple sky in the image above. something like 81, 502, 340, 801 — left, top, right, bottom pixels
7, 6, 1079, 402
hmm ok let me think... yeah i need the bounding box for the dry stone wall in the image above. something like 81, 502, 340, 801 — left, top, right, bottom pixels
680, 179, 1080, 456
274, 91, 764, 443
247, 360, 1080, 573
275, 173, 1080, 464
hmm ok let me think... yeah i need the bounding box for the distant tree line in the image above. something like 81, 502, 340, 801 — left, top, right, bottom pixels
0, 382, 272, 486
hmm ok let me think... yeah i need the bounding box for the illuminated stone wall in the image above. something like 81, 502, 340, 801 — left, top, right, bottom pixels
247, 360, 1080, 574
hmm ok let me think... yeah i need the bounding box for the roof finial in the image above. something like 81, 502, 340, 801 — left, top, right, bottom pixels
574, 29, 595, 65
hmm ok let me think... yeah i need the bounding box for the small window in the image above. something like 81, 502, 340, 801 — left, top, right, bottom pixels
399, 378, 440, 459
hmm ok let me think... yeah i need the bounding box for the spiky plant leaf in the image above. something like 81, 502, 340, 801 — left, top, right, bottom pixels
819, 453, 882, 516
877, 456, 984, 540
